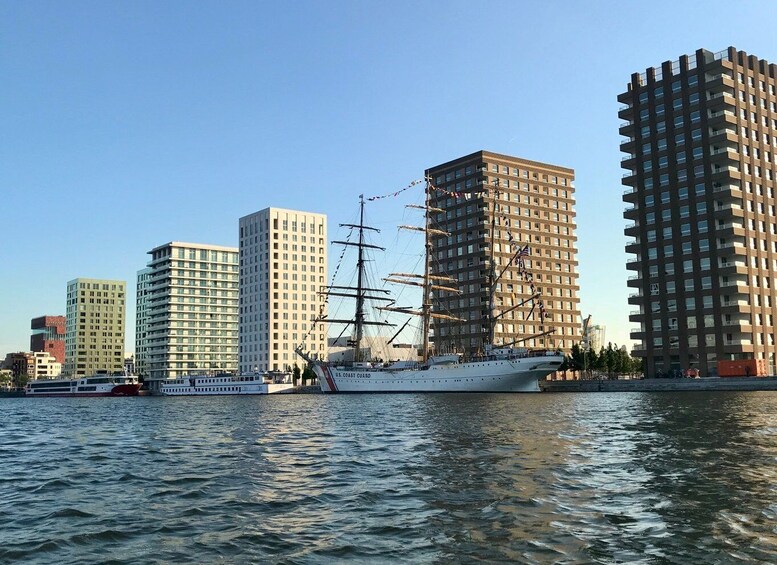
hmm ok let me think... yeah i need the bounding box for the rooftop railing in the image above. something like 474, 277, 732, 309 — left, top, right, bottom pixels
637, 52, 699, 85
713, 48, 731, 62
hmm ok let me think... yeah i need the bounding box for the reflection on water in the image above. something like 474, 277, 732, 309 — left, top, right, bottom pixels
0, 392, 775, 563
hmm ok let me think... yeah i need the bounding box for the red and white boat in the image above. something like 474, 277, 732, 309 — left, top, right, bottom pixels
25, 375, 141, 397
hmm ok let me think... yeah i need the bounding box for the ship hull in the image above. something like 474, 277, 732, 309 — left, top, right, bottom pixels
313, 355, 563, 393
25, 376, 142, 397
26, 384, 141, 397
157, 383, 294, 396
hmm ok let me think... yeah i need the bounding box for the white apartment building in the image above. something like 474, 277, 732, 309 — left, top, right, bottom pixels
135, 268, 152, 377
239, 208, 328, 373
139, 242, 239, 380
65, 278, 126, 376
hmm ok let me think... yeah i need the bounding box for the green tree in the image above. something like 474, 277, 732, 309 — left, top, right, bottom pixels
569, 344, 585, 373
13, 374, 29, 389
593, 347, 606, 372
292, 364, 301, 386
302, 366, 316, 386
604, 343, 618, 377
613, 346, 630, 375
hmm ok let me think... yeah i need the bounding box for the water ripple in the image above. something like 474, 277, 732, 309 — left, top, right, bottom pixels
0, 393, 775, 563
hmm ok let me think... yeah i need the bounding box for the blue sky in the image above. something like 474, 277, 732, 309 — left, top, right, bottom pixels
1, 0, 776, 355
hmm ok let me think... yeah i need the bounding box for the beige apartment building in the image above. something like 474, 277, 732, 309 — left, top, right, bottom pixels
137, 242, 239, 380
426, 150, 582, 355
620, 47, 777, 377
239, 207, 327, 373
31, 351, 61, 379
64, 278, 126, 376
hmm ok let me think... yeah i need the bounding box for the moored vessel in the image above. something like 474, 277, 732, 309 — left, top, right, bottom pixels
315, 349, 564, 393
149, 373, 294, 396
25, 374, 141, 397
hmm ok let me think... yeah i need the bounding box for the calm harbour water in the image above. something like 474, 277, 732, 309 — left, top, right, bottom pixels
1, 392, 776, 564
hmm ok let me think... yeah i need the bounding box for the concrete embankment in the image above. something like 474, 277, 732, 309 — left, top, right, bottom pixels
540, 376, 777, 393
282, 385, 322, 394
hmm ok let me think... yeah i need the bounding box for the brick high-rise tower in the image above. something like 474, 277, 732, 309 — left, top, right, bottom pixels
426, 150, 582, 356
620, 47, 777, 377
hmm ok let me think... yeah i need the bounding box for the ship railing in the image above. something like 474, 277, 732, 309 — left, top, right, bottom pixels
468, 348, 562, 361
334, 361, 422, 370
527, 349, 564, 358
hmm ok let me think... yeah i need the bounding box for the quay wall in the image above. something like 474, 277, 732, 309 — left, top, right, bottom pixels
283, 385, 322, 394
540, 377, 777, 393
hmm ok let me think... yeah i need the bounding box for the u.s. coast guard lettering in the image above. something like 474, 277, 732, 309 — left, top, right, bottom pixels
341, 372, 372, 379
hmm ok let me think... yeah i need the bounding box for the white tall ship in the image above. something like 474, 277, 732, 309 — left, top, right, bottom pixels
296, 182, 564, 393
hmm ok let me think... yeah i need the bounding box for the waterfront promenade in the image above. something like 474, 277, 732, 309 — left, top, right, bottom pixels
541, 376, 777, 393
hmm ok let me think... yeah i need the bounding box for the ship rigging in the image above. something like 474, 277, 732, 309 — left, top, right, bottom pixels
294, 178, 565, 393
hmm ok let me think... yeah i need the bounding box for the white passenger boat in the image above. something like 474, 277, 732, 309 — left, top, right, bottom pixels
25, 374, 141, 397
154, 373, 295, 396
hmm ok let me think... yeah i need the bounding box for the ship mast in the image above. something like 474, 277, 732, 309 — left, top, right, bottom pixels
378, 179, 463, 363
354, 195, 367, 361
317, 194, 394, 364
485, 178, 499, 348
480, 178, 558, 351
421, 181, 433, 363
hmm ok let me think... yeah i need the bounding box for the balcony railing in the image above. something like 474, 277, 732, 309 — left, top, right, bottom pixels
723, 339, 753, 346
709, 148, 739, 157
705, 72, 734, 82
712, 183, 741, 193
718, 260, 747, 268
721, 299, 750, 308
709, 128, 737, 139
708, 109, 736, 120
711, 165, 741, 175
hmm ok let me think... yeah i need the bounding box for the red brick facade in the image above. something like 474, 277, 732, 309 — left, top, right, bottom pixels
30, 315, 65, 364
